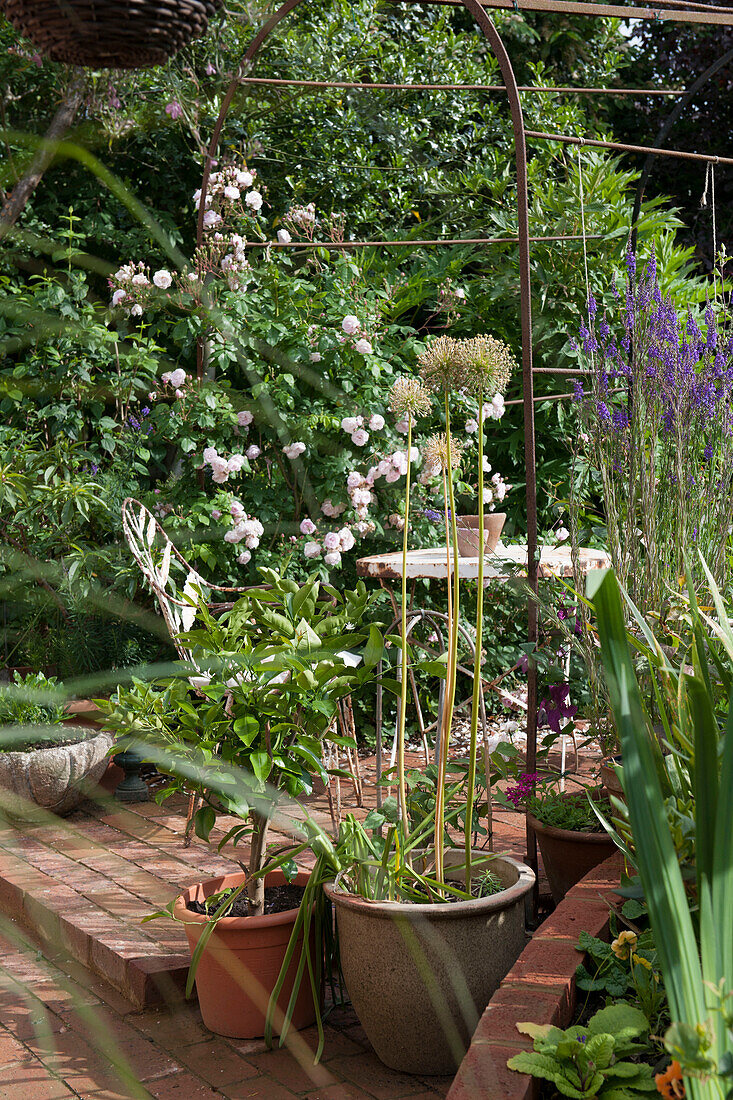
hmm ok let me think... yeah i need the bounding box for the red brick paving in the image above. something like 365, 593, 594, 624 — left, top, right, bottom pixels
0, 746, 600, 1098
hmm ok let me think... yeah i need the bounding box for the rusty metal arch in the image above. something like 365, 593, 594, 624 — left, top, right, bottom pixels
195, 0, 540, 873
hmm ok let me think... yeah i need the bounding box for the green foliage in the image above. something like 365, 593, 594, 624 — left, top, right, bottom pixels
528, 788, 611, 833
0, 670, 66, 730
507, 1003, 656, 1099
590, 564, 733, 1100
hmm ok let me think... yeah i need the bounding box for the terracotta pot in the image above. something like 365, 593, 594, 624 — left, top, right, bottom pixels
456, 513, 506, 557
0, 729, 113, 822
600, 755, 624, 800
174, 869, 316, 1039
324, 852, 535, 1075
528, 794, 617, 905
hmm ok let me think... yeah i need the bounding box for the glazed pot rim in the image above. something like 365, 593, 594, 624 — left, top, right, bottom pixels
527, 810, 614, 844
0, 728, 112, 761
323, 853, 535, 917
172, 868, 311, 931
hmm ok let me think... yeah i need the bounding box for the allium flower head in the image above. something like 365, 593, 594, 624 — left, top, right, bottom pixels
417, 335, 463, 392
388, 376, 432, 419
422, 432, 463, 473
458, 334, 516, 396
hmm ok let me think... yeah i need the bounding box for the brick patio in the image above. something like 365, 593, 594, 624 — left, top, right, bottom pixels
0, 750, 596, 1098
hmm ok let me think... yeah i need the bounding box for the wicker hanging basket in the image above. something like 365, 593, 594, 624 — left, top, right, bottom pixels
0, 0, 219, 69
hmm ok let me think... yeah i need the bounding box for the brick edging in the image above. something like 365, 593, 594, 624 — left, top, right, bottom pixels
447, 852, 624, 1100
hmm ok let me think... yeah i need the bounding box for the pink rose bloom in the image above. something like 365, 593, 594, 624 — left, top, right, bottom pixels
368, 413, 385, 431
323, 532, 341, 551
211, 509, 221, 520
338, 528, 355, 552
227, 454, 245, 474
300, 518, 317, 536
324, 550, 342, 567
237, 550, 251, 565
341, 315, 360, 335
354, 338, 372, 356
351, 429, 369, 447
246, 445, 261, 460
341, 416, 362, 434
465, 418, 479, 434
346, 472, 362, 489
304, 541, 321, 559
395, 418, 409, 435
165, 101, 183, 120
237, 410, 253, 427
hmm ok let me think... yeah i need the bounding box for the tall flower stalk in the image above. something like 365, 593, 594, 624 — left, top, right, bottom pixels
388, 376, 431, 835
419, 335, 463, 887
573, 251, 733, 614
459, 335, 516, 889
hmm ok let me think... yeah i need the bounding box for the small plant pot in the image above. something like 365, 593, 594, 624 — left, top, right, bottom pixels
324, 852, 534, 1075
600, 755, 624, 800
528, 794, 617, 905
174, 869, 316, 1039
456, 513, 506, 557
0, 729, 113, 822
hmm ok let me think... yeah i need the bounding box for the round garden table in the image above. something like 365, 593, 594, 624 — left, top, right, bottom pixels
356, 542, 610, 804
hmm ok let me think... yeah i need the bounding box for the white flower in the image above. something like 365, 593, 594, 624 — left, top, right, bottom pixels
388, 513, 405, 530
210, 456, 230, 480
354, 520, 374, 537
304, 541, 321, 559
309, 352, 322, 362
368, 413, 385, 431
153, 269, 172, 289
114, 267, 132, 283
237, 410, 253, 427
169, 368, 186, 388
483, 456, 492, 473
203, 209, 222, 228
245, 191, 263, 212
211, 509, 221, 520
224, 528, 241, 543
224, 185, 240, 201
236, 170, 254, 188
131, 272, 149, 287
246, 445, 261, 460
483, 487, 495, 505
465, 418, 479, 434
130, 304, 143, 318
277, 229, 292, 244
341, 416, 362, 434
227, 454, 246, 474
385, 467, 401, 484
188, 272, 199, 282
321, 499, 346, 518
324, 550, 342, 567
354, 338, 372, 356
338, 527, 355, 552
231, 501, 246, 520
351, 429, 369, 447
161, 372, 171, 385
323, 532, 340, 551
455, 287, 466, 299
410, 446, 420, 463
111, 289, 126, 306
487, 394, 506, 420
395, 418, 409, 435
341, 315, 360, 335
391, 451, 408, 475
283, 441, 306, 459
237, 549, 252, 565
556, 526, 569, 541
299, 518, 317, 535
346, 472, 362, 490
351, 487, 372, 506
203, 446, 218, 464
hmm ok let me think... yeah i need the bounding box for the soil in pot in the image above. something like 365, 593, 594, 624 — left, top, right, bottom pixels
187, 883, 305, 918
456, 513, 506, 557
325, 851, 535, 1075
175, 869, 316, 1040
528, 790, 616, 905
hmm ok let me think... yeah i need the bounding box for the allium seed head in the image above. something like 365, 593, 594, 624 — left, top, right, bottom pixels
388, 376, 432, 419
458, 334, 516, 396
422, 432, 463, 474
417, 335, 464, 392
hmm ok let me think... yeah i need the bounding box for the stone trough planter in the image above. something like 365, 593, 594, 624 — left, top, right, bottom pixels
0, 729, 113, 821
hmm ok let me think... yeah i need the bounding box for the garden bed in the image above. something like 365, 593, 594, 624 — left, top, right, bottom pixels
447, 851, 624, 1100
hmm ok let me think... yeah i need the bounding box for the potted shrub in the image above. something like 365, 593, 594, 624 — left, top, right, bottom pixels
0, 671, 112, 821
508, 774, 616, 904
317, 341, 535, 1077
97, 568, 381, 1044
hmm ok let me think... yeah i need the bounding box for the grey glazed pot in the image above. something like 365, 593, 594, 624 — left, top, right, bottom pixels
324, 852, 535, 1075
0, 729, 113, 821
